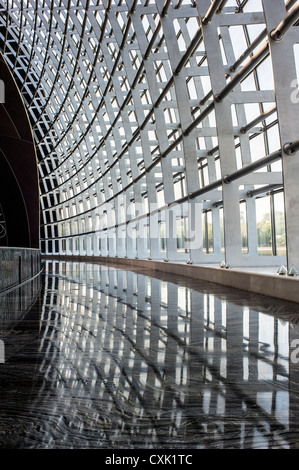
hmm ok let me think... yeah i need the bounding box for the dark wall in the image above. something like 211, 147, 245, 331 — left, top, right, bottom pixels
0, 53, 39, 248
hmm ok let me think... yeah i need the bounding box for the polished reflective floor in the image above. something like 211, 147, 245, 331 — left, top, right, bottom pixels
1, 260, 299, 449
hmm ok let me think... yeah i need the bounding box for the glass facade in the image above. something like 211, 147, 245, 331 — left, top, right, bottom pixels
0, 0, 298, 269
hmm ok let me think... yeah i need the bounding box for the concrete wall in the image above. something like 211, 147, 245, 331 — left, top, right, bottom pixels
0, 248, 41, 293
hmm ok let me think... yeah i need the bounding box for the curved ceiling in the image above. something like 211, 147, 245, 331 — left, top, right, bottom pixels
0, 0, 298, 265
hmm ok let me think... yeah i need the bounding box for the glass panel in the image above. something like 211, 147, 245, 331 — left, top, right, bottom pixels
240, 201, 248, 254
160, 221, 166, 253
274, 192, 286, 256
256, 196, 272, 256
203, 211, 213, 254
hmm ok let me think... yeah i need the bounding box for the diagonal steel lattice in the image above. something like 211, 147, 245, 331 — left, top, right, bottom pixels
0, 0, 298, 265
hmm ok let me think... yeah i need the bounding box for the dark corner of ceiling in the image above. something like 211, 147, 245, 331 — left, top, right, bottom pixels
0, 51, 40, 249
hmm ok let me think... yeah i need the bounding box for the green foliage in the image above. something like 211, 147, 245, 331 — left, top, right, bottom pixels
257, 213, 272, 247
275, 210, 286, 247
257, 211, 286, 247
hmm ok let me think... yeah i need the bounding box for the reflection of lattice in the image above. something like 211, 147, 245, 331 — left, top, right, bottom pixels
30, 261, 298, 449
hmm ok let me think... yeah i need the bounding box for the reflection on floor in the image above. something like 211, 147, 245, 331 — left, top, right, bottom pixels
1, 259, 299, 449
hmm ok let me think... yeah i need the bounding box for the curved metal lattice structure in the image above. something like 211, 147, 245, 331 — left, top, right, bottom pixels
0, 0, 298, 268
